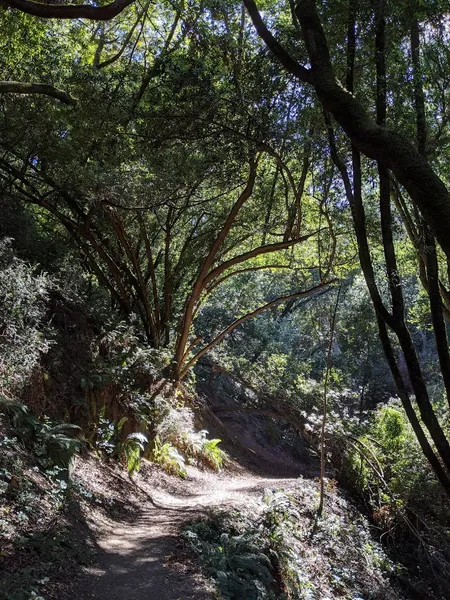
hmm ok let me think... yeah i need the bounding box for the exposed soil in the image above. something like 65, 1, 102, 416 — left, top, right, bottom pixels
72, 415, 318, 600
74, 471, 300, 599
2, 368, 447, 599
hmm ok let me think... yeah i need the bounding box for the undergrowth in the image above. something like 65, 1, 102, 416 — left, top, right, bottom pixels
155, 407, 227, 473
184, 479, 403, 600
86, 325, 227, 477
0, 414, 91, 600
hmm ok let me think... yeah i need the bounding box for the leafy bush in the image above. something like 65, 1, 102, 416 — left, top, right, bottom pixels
184, 511, 277, 600
155, 407, 226, 471
95, 411, 128, 455
0, 412, 91, 600
341, 399, 450, 591
185, 482, 398, 600
93, 323, 172, 393
33, 419, 82, 471
0, 396, 82, 472
197, 434, 227, 472
0, 239, 51, 396
155, 406, 196, 445
344, 401, 449, 519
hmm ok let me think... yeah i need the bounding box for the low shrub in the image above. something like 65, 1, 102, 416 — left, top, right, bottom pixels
0, 396, 82, 473
344, 401, 450, 523
156, 407, 227, 471
184, 481, 397, 600
118, 432, 148, 475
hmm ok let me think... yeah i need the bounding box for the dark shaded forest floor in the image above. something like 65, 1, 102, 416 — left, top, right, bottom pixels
70, 374, 322, 599
0, 392, 320, 600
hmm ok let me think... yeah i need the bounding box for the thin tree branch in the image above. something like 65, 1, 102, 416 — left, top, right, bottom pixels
243, 0, 312, 83
203, 231, 321, 288
179, 280, 337, 379
97, 5, 146, 68
204, 264, 292, 297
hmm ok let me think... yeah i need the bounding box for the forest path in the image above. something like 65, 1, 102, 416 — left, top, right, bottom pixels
74, 468, 303, 600
74, 388, 321, 600
74, 449, 316, 599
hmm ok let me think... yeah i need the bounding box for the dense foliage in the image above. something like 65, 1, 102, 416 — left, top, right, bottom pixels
1, 0, 450, 597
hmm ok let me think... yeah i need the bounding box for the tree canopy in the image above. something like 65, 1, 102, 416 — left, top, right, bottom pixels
2, 0, 450, 522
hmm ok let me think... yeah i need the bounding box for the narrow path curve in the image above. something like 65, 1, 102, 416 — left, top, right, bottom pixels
74, 466, 305, 600
74, 397, 321, 600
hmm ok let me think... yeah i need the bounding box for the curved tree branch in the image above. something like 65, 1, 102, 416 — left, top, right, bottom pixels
1, 0, 135, 20
244, 0, 450, 259
190, 264, 293, 322
178, 280, 337, 379
203, 230, 323, 287
242, 0, 312, 84
0, 81, 77, 105
204, 264, 292, 297
97, 7, 144, 68
174, 157, 259, 373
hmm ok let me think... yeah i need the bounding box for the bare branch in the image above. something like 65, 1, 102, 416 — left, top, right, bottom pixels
1, 0, 135, 20
0, 81, 77, 105
179, 280, 338, 379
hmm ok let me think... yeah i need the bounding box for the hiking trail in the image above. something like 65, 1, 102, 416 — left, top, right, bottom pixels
74, 425, 319, 600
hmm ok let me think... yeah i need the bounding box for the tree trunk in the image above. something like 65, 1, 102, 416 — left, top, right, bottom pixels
243, 0, 450, 258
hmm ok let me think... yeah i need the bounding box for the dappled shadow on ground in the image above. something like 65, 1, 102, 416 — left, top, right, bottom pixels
69, 454, 221, 600
201, 398, 321, 479
73, 505, 214, 600
67, 365, 325, 600
196, 365, 322, 480
68, 366, 449, 600
75, 529, 213, 600
70, 434, 309, 600
0, 493, 100, 600
218, 413, 321, 478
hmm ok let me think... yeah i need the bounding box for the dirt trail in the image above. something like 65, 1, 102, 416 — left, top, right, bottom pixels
74, 466, 305, 600
74, 399, 321, 600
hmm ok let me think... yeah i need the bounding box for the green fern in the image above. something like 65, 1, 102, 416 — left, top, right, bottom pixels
200, 437, 227, 472
35, 421, 82, 469
184, 515, 276, 600
0, 395, 29, 426
119, 432, 147, 475
178, 429, 227, 471
1, 396, 82, 469
152, 436, 187, 478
